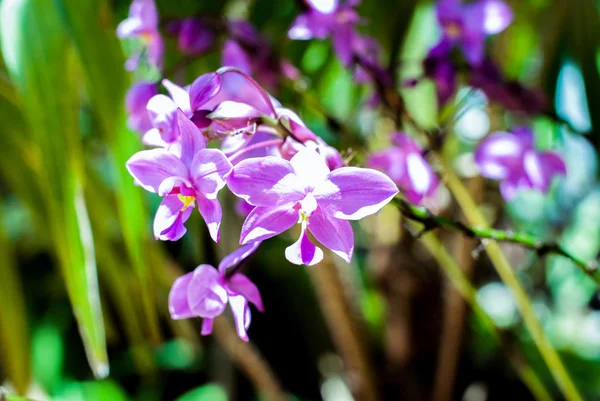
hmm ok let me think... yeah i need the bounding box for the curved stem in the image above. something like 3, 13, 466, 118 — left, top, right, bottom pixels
390, 198, 598, 280
309, 256, 380, 401
439, 159, 583, 401
412, 224, 552, 401
228, 138, 284, 164
212, 317, 287, 401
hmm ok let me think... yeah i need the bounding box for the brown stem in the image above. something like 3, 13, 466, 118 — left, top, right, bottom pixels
308, 256, 380, 401
212, 317, 287, 401
431, 176, 484, 401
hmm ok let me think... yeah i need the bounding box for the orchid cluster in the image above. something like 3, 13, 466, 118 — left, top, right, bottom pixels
119, 0, 569, 342
124, 66, 398, 340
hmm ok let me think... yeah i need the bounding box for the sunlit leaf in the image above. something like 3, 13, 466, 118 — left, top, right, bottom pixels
56, 0, 162, 343
0, 0, 107, 377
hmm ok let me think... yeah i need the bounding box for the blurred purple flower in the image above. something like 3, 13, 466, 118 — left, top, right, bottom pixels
423, 53, 457, 106
226, 147, 398, 265
125, 81, 157, 134
433, 0, 513, 66
475, 127, 566, 200
126, 111, 232, 242
470, 60, 547, 114
117, 0, 164, 70
223, 21, 286, 91
167, 18, 215, 56
144, 74, 220, 147
168, 241, 264, 341
367, 133, 438, 204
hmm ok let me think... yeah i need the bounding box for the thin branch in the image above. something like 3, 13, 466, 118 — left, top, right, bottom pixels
212, 317, 287, 401
391, 197, 599, 280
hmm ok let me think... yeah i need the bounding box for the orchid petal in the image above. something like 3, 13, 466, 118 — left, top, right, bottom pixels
218, 241, 262, 273
222, 40, 252, 74
187, 264, 228, 318
126, 149, 188, 193
190, 149, 233, 199
162, 79, 191, 116
168, 271, 195, 320
227, 273, 264, 311
307, 0, 338, 14
482, 0, 513, 34
208, 101, 264, 131
176, 110, 206, 168
240, 203, 298, 244
308, 213, 354, 263
189, 72, 221, 111
229, 295, 251, 341
523, 150, 566, 192
475, 132, 526, 180
147, 94, 178, 143
313, 167, 399, 220
153, 195, 193, 241
285, 226, 324, 266
290, 147, 330, 190
226, 157, 305, 206
196, 196, 223, 243
201, 318, 214, 335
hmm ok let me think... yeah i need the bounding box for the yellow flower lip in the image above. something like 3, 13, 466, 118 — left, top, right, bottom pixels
178, 194, 195, 212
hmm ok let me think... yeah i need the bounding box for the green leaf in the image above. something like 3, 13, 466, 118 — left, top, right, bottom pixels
0, 0, 107, 377
55, 0, 162, 343
175, 384, 228, 401
0, 204, 31, 394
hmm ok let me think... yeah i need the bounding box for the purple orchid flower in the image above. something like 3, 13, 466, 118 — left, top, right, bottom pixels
367, 133, 439, 205
167, 18, 215, 56
144, 74, 221, 147
423, 53, 457, 106
168, 241, 264, 341
125, 81, 157, 134
126, 110, 233, 242
469, 60, 547, 115
223, 21, 285, 92
288, 0, 360, 63
433, 0, 513, 66
475, 127, 566, 200
117, 0, 164, 70
226, 147, 398, 266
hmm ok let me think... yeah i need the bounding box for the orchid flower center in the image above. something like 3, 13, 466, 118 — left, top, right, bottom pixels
445, 22, 462, 39
178, 194, 196, 212
296, 193, 318, 224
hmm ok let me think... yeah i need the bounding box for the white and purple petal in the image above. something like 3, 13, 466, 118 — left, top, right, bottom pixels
313, 167, 399, 220
308, 212, 354, 263
285, 226, 324, 266
196, 196, 223, 243
168, 271, 195, 320
187, 264, 228, 318
218, 241, 262, 273
153, 195, 193, 241
227, 273, 264, 312
190, 149, 233, 199
226, 157, 305, 206
475, 132, 527, 180
240, 203, 298, 244
126, 149, 188, 193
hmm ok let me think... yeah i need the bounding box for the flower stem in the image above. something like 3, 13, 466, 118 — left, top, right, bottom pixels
439, 159, 583, 401
308, 256, 380, 401
390, 198, 598, 280
227, 138, 285, 164
412, 224, 552, 401
212, 317, 287, 401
